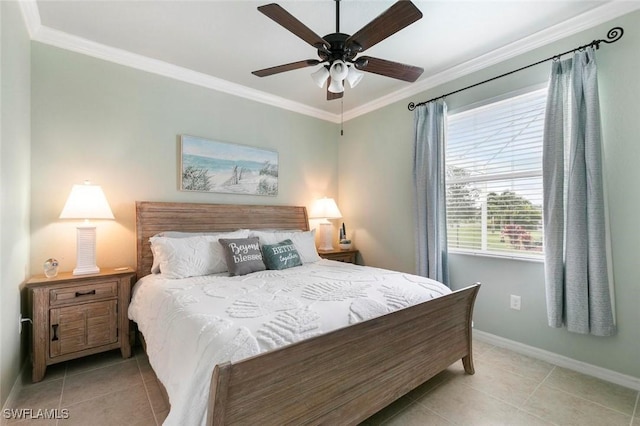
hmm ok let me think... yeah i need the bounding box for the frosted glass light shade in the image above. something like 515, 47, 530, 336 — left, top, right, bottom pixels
60, 181, 114, 275
309, 197, 342, 219
311, 66, 330, 88
347, 65, 364, 88
328, 60, 349, 93
60, 182, 114, 220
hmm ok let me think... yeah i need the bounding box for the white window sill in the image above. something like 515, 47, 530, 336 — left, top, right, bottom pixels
449, 249, 544, 263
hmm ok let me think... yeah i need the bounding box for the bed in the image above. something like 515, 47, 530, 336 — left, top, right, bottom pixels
131, 201, 480, 425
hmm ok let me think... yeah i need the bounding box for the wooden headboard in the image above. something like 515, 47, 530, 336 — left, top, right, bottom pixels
136, 202, 310, 279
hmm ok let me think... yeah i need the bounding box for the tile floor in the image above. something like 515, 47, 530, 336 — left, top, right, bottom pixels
3, 339, 639, 425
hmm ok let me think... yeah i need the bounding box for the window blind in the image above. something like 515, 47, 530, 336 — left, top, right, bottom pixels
446, 88, 547, 257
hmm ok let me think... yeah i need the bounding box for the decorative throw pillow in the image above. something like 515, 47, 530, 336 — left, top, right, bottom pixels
261, 239, 303, 270
218, 237, 266, 276
249, 230, 321, 263
149, 229, 249, 274
149, 235, 224, 279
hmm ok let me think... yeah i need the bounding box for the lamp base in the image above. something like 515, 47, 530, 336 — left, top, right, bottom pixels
317, 222, 335, 251
73, 265, 100, 276
73, 224, 100, 276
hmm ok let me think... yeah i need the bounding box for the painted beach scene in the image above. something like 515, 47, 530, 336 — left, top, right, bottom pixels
180, 135, 278, 196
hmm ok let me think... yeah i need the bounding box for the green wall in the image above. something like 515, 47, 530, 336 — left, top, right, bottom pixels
341, 12, 640, 379
0, 1, 31, 406
30, 43, 339, 276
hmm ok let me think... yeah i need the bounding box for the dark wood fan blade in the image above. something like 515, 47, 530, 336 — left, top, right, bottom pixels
326, 78, 343, 101
252, 59, 321, 77
258, 3, 330, 50
356, 56, 423, 82
346, 1, 422, 53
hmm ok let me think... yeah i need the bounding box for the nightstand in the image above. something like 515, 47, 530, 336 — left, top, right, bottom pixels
25, 268, 136, 382
318, 248, 359, 264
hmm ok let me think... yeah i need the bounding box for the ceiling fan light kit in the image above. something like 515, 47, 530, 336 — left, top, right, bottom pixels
252, 0, 425, 100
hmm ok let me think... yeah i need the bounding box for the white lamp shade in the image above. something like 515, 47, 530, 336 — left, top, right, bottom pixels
309, 197, 342, 219
59, 182, 114, 220
311, 66, 330, 88
328, 60, 349, 93
347, 65, 364, 88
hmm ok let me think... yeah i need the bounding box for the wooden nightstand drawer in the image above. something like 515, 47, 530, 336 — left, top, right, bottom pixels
50, 299, 118, 357
49, 281, 118, 306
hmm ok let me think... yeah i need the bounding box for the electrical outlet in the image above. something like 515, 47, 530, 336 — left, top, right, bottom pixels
510, 295, 521, 311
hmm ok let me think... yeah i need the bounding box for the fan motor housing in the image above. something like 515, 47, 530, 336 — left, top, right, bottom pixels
319, 33, 359, 63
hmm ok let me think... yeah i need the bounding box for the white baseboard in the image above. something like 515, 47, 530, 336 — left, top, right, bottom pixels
473, 330, 640, 391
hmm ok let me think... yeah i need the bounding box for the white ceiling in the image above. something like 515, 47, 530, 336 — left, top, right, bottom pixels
24, 1, 639, 122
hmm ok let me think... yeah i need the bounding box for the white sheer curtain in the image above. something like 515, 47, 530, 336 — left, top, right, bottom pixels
413, 100, 449, 285
542, 47, 616, 336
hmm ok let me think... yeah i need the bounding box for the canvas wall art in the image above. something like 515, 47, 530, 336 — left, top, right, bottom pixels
180, 135, 278, 196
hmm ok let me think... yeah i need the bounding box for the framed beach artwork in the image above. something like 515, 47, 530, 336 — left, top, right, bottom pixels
180, 135, 278, 196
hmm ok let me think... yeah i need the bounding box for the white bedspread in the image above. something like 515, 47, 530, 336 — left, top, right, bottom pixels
128, 260, 450, 426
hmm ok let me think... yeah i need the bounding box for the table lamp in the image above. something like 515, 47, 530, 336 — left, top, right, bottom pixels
59, 181, 114, 275
309, 197, 342, 251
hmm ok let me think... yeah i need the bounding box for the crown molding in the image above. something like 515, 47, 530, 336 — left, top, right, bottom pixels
18, 3, 340, 123
17, 0, 41, 39
345, 1, 640, 121
20, 1, 639, 124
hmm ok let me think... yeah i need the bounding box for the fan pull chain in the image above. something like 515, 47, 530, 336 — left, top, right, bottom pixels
340, 98, 344, 136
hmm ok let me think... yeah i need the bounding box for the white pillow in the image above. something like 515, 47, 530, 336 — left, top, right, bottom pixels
149, 229, 249, 277
249, 229, 321, 263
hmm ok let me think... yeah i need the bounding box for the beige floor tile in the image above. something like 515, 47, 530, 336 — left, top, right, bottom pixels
524, 384, 632, 426
4, 379, 63, 425
447, 358, 541, 406
383, 402, 452, 425
6, 379, 63, 411
472, 338, 495, 357
154, 409, 169, 426
64, 349, 130, 377
61, 358, 142, 406
19, 362, 66, 386
414, 376, 519, 425
543, 367, 637, 415
144, 379, 169, 415
482, 346, 554, 382
404, 367, 458, 400
509, 409, 556, 425
5, 417, 57, 426
58, 383, 154, 426
136, 353, 158, 384
359, 395, 414, 425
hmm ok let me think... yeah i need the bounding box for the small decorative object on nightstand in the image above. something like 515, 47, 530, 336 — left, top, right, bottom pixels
24, 268, 136, 382
318, 248, 359, 264
338, 222, 352, 249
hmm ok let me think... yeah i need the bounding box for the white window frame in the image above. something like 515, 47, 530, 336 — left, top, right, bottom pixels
445, 86, 547, 261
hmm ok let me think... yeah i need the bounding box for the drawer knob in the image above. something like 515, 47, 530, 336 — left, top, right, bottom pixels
51, 324, 59, 341
75, 289, 96, 297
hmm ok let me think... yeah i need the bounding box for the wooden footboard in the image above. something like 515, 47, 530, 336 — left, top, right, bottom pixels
207, 284, 480, 425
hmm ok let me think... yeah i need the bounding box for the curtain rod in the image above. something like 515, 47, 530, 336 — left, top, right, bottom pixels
407, 27, 624, 111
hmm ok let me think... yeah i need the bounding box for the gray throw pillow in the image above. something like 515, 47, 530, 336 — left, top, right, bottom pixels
262, 239, 302, 270
218, 237, 266, 276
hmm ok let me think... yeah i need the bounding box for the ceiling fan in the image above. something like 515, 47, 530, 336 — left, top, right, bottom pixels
252, 0, 425, 101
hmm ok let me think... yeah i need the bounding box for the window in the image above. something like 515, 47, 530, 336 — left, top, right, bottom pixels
446, 88, 546, 258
